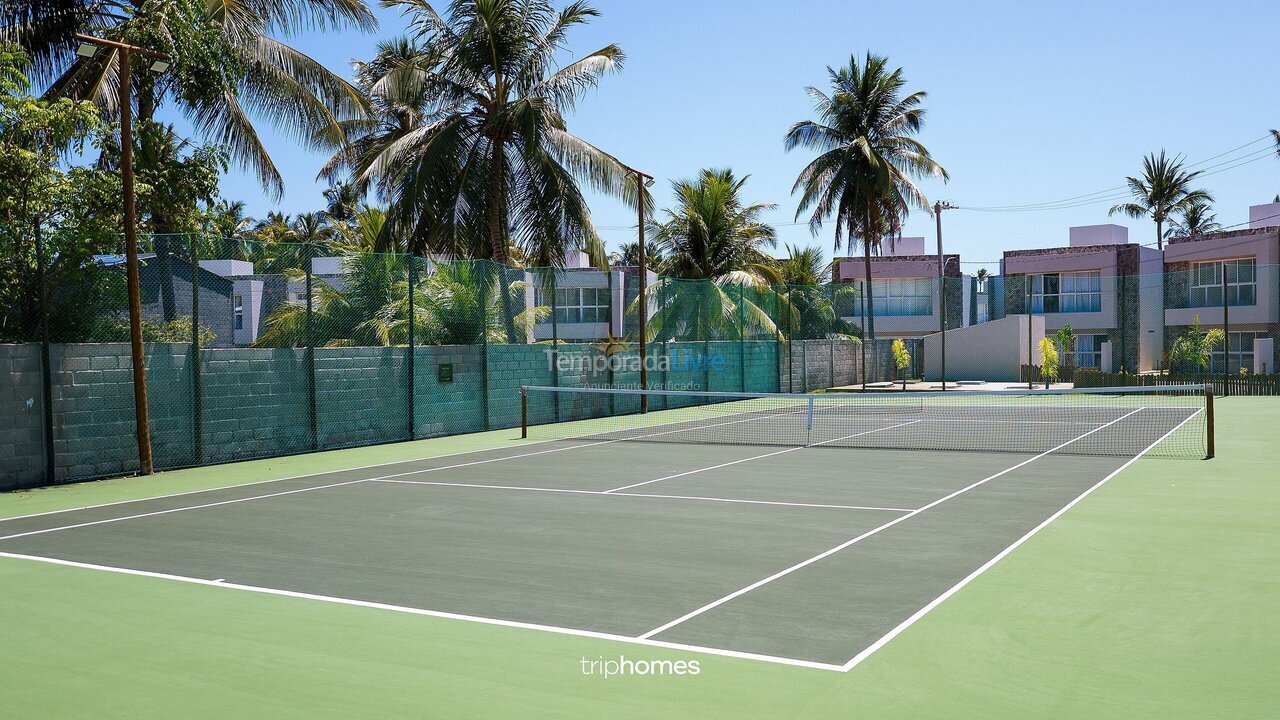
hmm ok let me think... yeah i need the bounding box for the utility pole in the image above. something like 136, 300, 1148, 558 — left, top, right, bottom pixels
75, 34, 171, 475
1027, 277, 1034, 390
627, 167, 654, 411
934, 201, 955, 390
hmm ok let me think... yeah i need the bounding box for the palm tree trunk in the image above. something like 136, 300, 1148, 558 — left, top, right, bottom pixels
485, 139, 519, 343
1156, 217, 1163, 251
862, 240, 876, 341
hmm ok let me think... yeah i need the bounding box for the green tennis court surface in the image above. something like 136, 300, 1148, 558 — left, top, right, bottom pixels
1, 393, 1276, 718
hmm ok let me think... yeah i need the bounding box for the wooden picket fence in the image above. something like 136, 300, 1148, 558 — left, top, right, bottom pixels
1073, 368, 1280, 396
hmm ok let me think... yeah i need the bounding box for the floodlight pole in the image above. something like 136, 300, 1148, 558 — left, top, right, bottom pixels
934, 201, 955, 390
629, 167, 653, 412
75, 34, 170, 475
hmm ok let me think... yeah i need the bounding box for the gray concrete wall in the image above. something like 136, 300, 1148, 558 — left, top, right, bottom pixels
0, 344, 46, 490
923, 314, 1045, 382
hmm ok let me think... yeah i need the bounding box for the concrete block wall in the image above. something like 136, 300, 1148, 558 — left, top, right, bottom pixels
0, 344, 46, 489
414, 345, 486, 438
778, 339, 878, 392
316, 347, 412, 448
200, 347, 311, 464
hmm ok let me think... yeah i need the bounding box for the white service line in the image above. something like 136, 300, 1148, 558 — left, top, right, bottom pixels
0, 393, 800, 526
0, 437, 561, 524
0, 440, 616, 542
636, 409, 1144, 640
0, 550, 847, 673
600, 418, 925, 494
838, 407, 1200, 671
374, 478, 912, 513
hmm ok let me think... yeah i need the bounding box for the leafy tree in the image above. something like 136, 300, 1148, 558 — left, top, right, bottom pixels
785, 52, 947, 339
1167, 315, 1224, 375
328, 0, 633, 342
3, 0, 374, 197
891, 338, 910, 389
0, 43, 127, 342
1109, 151, 1212, 250
1039, 337, 1059, 389
1166, 200, 1222, 239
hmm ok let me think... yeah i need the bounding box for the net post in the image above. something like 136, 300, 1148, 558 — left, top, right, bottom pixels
1204, 385, 1215, 459
805, 396, 815, 444
520, 385, 528, 439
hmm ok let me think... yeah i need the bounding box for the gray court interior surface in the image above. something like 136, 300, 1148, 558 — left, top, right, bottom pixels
0, 431, 1167, 666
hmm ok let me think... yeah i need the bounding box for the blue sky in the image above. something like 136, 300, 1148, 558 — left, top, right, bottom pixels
208, 0, 1280, 273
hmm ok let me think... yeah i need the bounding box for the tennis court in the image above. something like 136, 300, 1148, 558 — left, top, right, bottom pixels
0, 385, 1210, 670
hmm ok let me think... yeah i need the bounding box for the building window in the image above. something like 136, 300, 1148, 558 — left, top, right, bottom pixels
536, 287, 611, 324
870, 278, 932, 316
1031, 271, 1101, 313
233, 293, 244, 331
1190, 259, 1256, 308
1210, 331, 1266, 374
1068, 333, 1107, 368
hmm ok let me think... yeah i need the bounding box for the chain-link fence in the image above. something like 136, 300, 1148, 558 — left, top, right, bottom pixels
5, 228, 1275, 490
1, 232, 894, 489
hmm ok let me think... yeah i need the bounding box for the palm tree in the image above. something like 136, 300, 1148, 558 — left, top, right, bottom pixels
255, 256, 544, 347
2, 0, 374, 198
1109, 151, 1213, 250
785, 52, 948, 340
643, 169, 782, 341
779, 244, 829, 286
256, 253, 407, 347
651, 169, 780, 283
1166, 201, 1222, 240
322, 181, 364, 224
328, 0, 634, 342
291, 212, 335, 246
777, 244, 859, 340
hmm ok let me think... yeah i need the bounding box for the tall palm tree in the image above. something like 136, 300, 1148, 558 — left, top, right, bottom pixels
1108, 151, 1212, 250
2, 0, 374, 197
1166, 201, 1222, 240
328, 0, 634, 342
643, 168, 781, 341
785, 52, 947, 339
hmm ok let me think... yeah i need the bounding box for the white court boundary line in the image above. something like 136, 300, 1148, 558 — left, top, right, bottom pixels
0, 406, 827, 542
374, 479, 912, 513
0, 407, 1197, 674
637, 408, 1145, 640
601, 419, 925, 493
0, 440, 618, 542
0, 550, 845, 673
0, 391, 805, 525
838, 408, 1204, 671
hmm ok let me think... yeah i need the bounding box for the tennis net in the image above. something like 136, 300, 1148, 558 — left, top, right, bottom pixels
520, 385, 1212, 459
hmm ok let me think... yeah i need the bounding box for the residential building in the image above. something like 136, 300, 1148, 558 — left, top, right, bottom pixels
832, 236, 965, 339
523, 251, 634, 342
1001, 224, 1162, 372
1163, 203, 1279, 374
